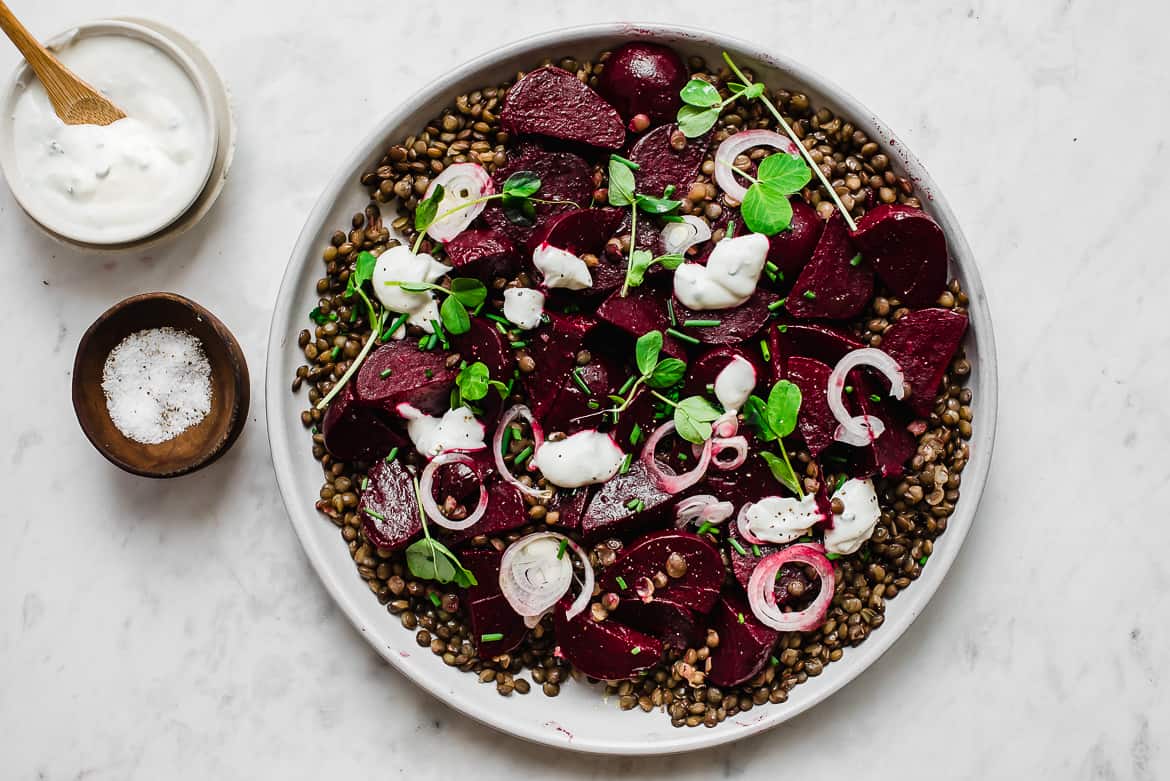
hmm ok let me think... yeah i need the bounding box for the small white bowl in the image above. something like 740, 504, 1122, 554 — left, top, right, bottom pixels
0, 19, 223, 248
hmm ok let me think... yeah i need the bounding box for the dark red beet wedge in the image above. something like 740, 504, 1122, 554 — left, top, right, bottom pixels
595, 283, 687, 359
852, 204, 948, 307
457, 547, 504, 603
771, 322, 864, 373
529, 207, 627, 293
787, 212, 873, 320
548, 486, 591, 531
726, 514, 776, 590
879, 307, 969, 416
580, 460, 675, 540
468, 594, 527, 658
629, 124, 711, 197
321, 384, 405, 462
766, 198, 823, 279
358, 459, 420, 550
597, 42, 688, 125
612, 596, 698, 650
445, 481, 528, 544
354, 340, 457, 417
783, 355, 838, 458
452, 316, 513, 380
541, 358, 617, 434
599, 530, 724, 614
500, 66, 625, 149
705, 590, 779, 688
683, 346, 765, 400
481, 142, 594, 245
520, 312, 598, 417
554, 600, 663, 680
671, 288, 779, 345
851, 374, 916, 477
442, 229, 518, 280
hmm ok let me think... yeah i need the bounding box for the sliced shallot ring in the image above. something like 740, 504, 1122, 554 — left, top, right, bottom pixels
709, 435, 748, 471
492, 404, 551, 500
747, 543, 836, 632
425, 163, 495, 242
419, 452, 489, 531
641, 420, 712, 494
675, 494, 735, 528
713, 130, 800, 202
828, 348, 906, 446
736, 501, 767, 546
499, 532, 594, 627
660, 215, 712, 255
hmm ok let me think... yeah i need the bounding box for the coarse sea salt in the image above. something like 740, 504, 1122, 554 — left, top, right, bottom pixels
101, 327, 212, 444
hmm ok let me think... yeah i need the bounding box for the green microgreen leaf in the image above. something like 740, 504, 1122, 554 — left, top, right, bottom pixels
635, 330, 663, 376
742, 395, 778, 441
450, 277, 487, 308
353, 251, 377, 288
676, 104, 720, 138
760, 451, 802, 495
739, 153, 812, 236
456, 361, 491, 401
765, 379, 802, 438
501, 194, 537, 226
439, 295, 470, 335
635, 193, 682, 215
607, 156, 637, 207
680, 78, 721, 107
502, 170, 541, 198
309, 307, 330, 326
757, 153, 813, 192
414, 184, 445, 232
646, 357, 686, 390
673, 396, 722, 444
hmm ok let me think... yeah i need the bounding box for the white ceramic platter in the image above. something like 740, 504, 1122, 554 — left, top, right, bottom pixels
266, 23, 998, 756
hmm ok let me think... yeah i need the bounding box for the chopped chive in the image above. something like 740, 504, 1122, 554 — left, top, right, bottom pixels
310, 426, 318, 435
429, 592, 442, 607
919, 555, 928, 565
609, 394, 627, 406
729, 538, 748, 556
869, 393, 882, 403
752, 544, 762, 557
328, 311, 339, 321
629, 423, 643, 446
619, 375, 637, 395
683, 319, 720, 328
385, 447, 399, 463
557, 539, 569, 560
826, 552, 841, 560
360, 477, 369, 491
778, 324, 788, 333
513, 445, 533, 465
677, 452, 687, 462
849, 253, 862, 267
725, 219, 736, 238
381, 313, 409, 341
587, 399, 601, 409
430, 320, 450, 350
759, 340, 771, 361
500, 424, 513, 455
767, 298, 786, 312
765, 261, 779, 275
365, 509, 385, 521
737, 612, 745, 624
845, 385, 853, 393
495, 322, 509, 335
611, 153, 641, 170
666, 328, 700, 345
625, 498, 644, 511
570, 367, 592, 395
510, 340, 527, 349
480, 632, 504, 642
330, 346, 341, 361
424, 368, 434, 379
630, 646, 642, 655
486, 313, 510, 326
380, 368, 393, 378
616, 576, 628, 590
666, 298, 677, 327
696, 521, 714, 536
764, 267, 777, 282
802, 290, 817, 300
663, 184, 676, 198
349, 308, 359, 323
619, 453, 633, 474
770, 655, 780, 666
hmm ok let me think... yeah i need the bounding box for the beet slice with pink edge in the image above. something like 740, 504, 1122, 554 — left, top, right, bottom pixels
468, 593, 527, 658
595, 283, 687, 359
671, 288, 779, 345
529, 207, 627, 293
628, 124, 711, 197
726, 513, 777, 590
705, 589, 780, 688
851, 374, 916, 477
682, 345, 765, 399
442, 229, 518, 280
580, 460, 676, 540
554, 599, 663, 680
548, 486, 591, 531
765, 198, 823, 280
852, 204, 949, 307
500, 65, 625, 149
782, 355, 838, 459
787, 211, 873, 320
354, 340, 457, 417
598, 530, 725, 614
519, 312, 598, 418
769, 321, 864, 374
321, 384, 406, 462
481, 142, 594, 245
358, 459, 420, 550
612, 596, 699, 650
445, 481, 528, 544
879, 308, 969, 416
597, 42, 688, 125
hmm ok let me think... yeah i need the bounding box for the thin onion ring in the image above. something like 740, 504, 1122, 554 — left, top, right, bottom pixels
418, 452, 489, 530
424, 163, 495, 242
492, 405, 551, 500
498, 532, 594, 627
828, 348, 906, 446
736, 501, 767, 546
746, 543, 836, 632
641, 420, 712, 494
660, 215, 712, 255
709, 435, 748, 471
675, 494, 735, 528
713, 130, 800, 202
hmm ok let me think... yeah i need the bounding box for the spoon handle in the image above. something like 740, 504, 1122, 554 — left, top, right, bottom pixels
0, 1, 60, 83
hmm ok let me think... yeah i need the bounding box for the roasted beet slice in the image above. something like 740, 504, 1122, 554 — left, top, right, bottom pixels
629, 124, 711, 197
445, 481, 528, 544
671, 288, 779, 345
612, 596, 698, 650
458, 547, 504, 602
528, 207, 627, 293
852, 374, 916, 477
500, 66, 625, 149
468, 594, 527, 658
597, 42, 688, 125
452, 316, 513, 380
358, 459, 420, 550
548, 486, 590, 530
321, 384, 405, 462
879, 308, 969, 416
683, 345, 765, 399
541, 358, 616, 434
595, 283, 686, 359
852, 204, 948, 307
354, 340, 456, 416
481, 142, 594, 245
705, 590, 779, 688
726, 515, 776, 590
599, 530, 724, 614
554, 601, 663, 680
520, 312, 598, 417
771, 322, 864, 372
787, 212, 873, 320
442, 229, 518, 280
580, 460, 675, 540
766, 198, 823, 279
783, 356, 838, 458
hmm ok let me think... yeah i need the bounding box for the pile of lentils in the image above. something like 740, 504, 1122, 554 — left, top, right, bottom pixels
292, 49, 974, 728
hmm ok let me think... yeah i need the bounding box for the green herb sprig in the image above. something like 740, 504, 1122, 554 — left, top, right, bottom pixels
404, 476, 478, 588
382, 277, 487, 336
316, 251, 384, 410
743, 379, 805, 497
677, 77, 765, 137
579, 330, 686, 425
607, 156, 684, 296
649, 391, 722, 444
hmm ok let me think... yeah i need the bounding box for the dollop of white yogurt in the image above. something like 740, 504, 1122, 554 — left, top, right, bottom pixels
745, 493, 824, 544
531, 431, 625, 488
532, 243, 592, 290
824, 478, 881, 555
673, 233, 769, 310
503, 288, 545, 330
9, 34, 214, 243
397, 404, 486, 458
714, 355, 757, 413
373, 245, 452, 335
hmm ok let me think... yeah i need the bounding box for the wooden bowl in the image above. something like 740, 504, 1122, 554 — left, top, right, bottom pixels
72, 292, 249, 478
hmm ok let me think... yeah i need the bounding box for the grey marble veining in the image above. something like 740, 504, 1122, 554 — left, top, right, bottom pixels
1, 0, 1167, 777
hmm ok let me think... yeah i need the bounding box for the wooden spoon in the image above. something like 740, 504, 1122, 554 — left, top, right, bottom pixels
0, 0, 125, 125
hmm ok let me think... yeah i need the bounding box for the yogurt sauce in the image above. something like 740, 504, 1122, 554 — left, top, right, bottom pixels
503, 287, 545, 330
373, 245, 452, 334
673, 233, 769, 310
714, 355, 756, 413
397, 404, 486, 458
746, 493, 823, 544
823, 478, 881, 555
532, 430, 625, 488
9, 33, 213, 243
532, 243, 592, 290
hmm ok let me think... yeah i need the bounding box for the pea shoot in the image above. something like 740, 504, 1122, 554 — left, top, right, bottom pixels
607, 155, 685, 296
743, 379, 805, 497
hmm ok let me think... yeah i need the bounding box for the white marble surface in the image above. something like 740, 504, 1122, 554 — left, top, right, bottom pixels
1, 0, 1167, 777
